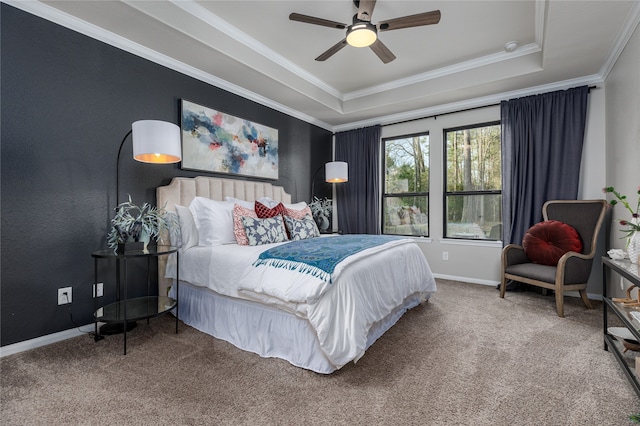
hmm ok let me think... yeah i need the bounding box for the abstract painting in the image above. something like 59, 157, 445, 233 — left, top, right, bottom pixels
180, 99, 278, 179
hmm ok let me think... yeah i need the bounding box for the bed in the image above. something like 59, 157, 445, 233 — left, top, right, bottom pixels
157, 176, 436, 374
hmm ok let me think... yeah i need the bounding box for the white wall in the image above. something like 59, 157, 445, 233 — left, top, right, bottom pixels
382, 106, 502, 286
382, 91, 608, 292
604, 23, 640, 298
605, 23, 640, 250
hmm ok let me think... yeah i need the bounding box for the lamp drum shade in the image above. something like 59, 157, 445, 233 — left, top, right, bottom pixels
325, 161, 348, 183
132, 120, 181, 164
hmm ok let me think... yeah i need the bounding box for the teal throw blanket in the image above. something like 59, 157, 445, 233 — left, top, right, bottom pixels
253, 234, 404, 283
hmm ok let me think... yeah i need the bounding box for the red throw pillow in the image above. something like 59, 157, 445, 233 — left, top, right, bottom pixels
255, 201, 285, 218
522, 220, 583, 266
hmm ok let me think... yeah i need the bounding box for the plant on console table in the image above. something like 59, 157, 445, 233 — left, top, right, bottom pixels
107, 195, 175, 253
604, 185, 640, 264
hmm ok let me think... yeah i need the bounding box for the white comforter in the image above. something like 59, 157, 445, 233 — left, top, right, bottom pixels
167, 236, 436, 370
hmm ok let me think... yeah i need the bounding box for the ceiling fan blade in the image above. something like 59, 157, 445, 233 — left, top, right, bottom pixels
378, 10, 441, 32
357, 0, 377, 22
369, 39, 396, 64
289, 13, 347, 29
315, 39, 348, 61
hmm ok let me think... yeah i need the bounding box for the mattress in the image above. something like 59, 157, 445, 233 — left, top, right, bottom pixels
166, 235, 436, 372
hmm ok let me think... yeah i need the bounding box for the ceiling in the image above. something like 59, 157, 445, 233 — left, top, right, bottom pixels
10, 0, 640, 131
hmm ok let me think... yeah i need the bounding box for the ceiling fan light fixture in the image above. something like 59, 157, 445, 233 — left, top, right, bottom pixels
346, 22, 377, 47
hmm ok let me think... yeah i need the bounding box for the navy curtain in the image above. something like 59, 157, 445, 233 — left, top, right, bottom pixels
335, 125, 381, 234
501, 86, 589, 245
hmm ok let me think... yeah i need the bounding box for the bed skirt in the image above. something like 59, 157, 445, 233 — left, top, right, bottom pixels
169, 281, 428, 374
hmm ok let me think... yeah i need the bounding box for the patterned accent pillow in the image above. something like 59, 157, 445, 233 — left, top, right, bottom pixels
242, 216, 289, 246
284, 201, 308, 211
283, 205, 313, 220
255, 201, 285, 218
283, 214, 320, 241
233, 204, 258, 245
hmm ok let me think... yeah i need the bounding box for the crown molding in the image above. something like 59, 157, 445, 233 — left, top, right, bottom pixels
2, 0, 633, 135
598, 0, 640, 80
145, 0, 549, 105
3, 0, 334, 131
343, 43, 541, 101
333, 74, 604, 132
165, 0, 342, 100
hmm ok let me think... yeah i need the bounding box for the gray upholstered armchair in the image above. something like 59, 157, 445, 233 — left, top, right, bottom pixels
499, 199, 607, 317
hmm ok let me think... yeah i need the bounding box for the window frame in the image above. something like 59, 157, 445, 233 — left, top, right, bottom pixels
442, 120, 501, 241
381, 131, 430, 237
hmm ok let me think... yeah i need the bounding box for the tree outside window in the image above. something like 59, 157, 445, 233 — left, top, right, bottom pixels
382, 133, 429, 236
444, 122, 501, 240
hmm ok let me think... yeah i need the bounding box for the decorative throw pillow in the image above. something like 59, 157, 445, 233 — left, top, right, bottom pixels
284, 201, 308, 211
241, 216, 289, 246
284, 205, 313, 220
232, 203, 258, 245
175, 204, 199, 250
283, 214, 320, 241
522, 220, 583, 266
189, 197, 236, 246
255, 201, 285, 218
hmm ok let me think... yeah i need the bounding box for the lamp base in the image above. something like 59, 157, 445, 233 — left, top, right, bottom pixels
99, 321, 137, 335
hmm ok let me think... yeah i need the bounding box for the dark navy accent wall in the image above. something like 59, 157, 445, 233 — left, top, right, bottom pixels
1, 4, 332, 346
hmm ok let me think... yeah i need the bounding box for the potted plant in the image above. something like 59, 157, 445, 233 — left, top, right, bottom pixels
107, 195, 175, 253
603, 185, 640, 263
309, 196, 332, 232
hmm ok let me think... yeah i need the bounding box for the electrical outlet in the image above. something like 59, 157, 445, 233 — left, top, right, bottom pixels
442, 251, 449, 261
93, 282, 104, 297
58, 287, 72, 305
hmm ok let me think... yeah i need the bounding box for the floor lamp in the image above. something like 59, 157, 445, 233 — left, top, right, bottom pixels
311, 161, 348, 200
116, 120, 182, 207
104, 120, 182, 336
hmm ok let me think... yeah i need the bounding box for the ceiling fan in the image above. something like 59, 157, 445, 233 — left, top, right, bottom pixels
289, 0, 441, 64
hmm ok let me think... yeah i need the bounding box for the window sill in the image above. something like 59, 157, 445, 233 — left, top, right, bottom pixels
407, 236, 432, 244
438, 238, 502, 248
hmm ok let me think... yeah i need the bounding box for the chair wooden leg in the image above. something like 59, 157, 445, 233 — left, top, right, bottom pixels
579, 289, 593, 309
500, 275, 506, 298
555, 285, 565, 318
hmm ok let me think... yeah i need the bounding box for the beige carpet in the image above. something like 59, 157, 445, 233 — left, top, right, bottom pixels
1, 279, 638, 425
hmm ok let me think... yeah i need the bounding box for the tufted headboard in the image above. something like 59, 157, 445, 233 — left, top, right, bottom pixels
156, 176, 292, 295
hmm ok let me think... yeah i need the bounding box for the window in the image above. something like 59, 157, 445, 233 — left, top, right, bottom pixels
382, 132, 429, 236
444, 122, 501, 240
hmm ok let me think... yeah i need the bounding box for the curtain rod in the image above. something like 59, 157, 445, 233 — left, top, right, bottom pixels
382, 85, 598, 128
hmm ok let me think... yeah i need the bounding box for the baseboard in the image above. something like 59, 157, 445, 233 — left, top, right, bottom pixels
433, 273, 499, 287
432, 273, 603, 302
0, 323, 95, 358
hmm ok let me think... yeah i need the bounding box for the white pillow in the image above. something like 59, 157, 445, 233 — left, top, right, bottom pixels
175, 204, 199, 250
284, 201, 308, 211
257, 197, 279, 208
224, 196, 254, 209
189, 197, 236, 245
